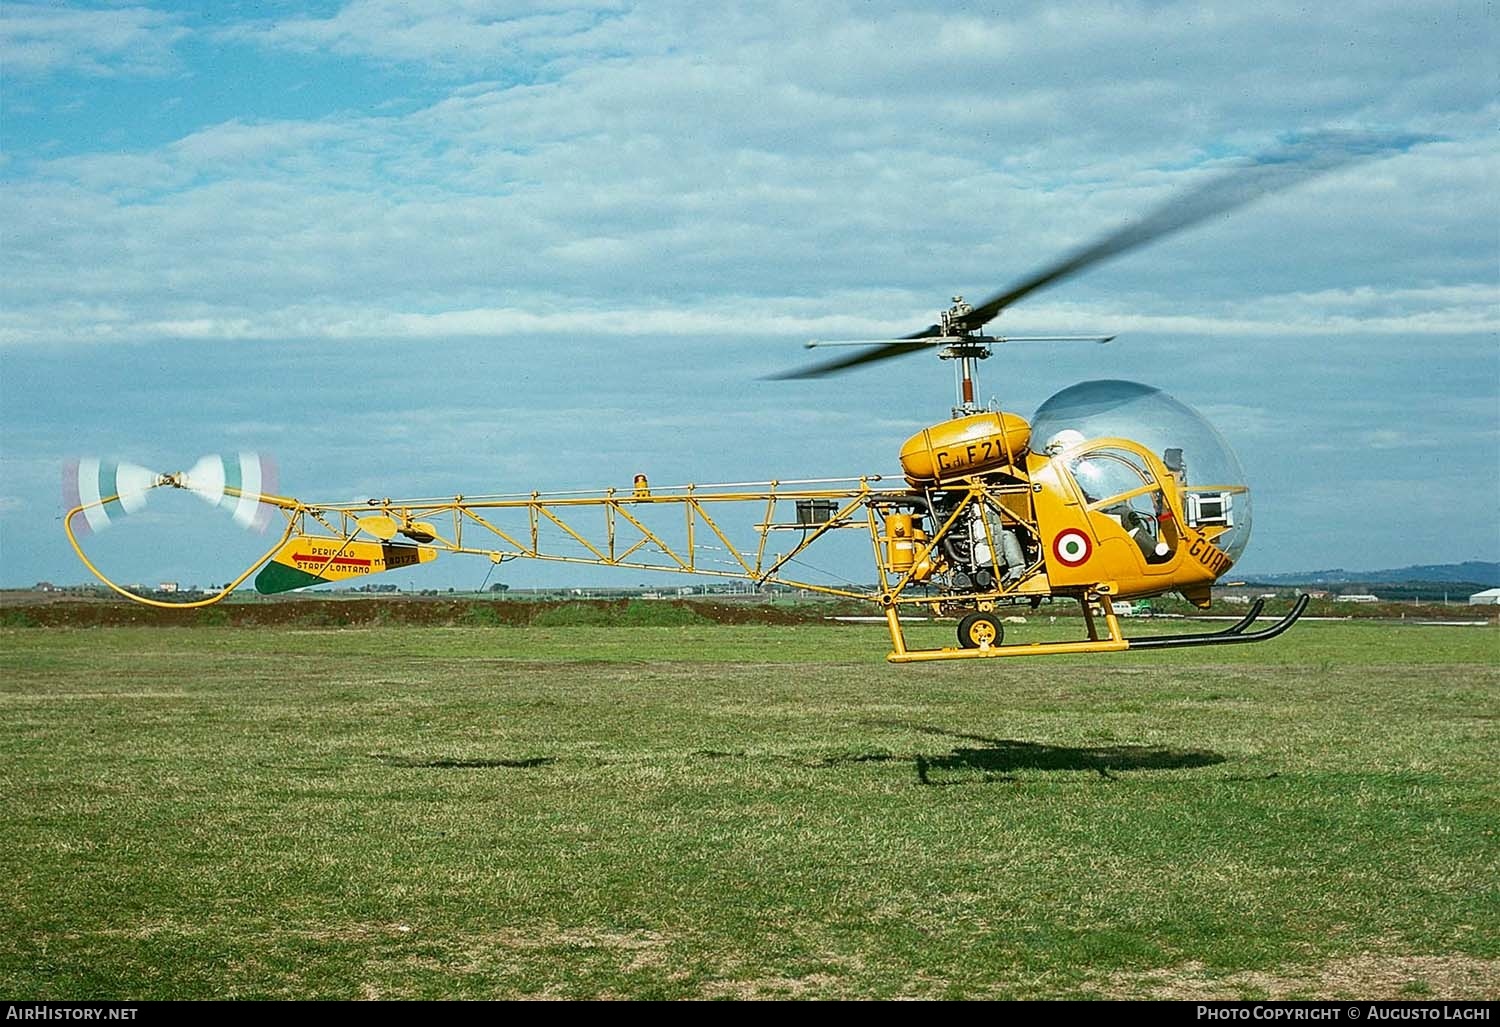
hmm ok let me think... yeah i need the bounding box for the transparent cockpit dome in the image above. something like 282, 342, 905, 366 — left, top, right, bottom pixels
1031, 379, 1253, 562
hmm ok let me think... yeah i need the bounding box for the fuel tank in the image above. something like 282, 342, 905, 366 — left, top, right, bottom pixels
899, 411, 1032, 485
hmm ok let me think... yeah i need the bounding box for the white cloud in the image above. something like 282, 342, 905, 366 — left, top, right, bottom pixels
223, 0, 631, 71
0, 3, 188, 78
8, 112, 1493, 338
2, 285, 1495, 348
11, 5, 1496, 319
169, 119, 354, 167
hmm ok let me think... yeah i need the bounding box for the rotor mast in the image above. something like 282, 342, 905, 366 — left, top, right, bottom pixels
937, 296, 992, 417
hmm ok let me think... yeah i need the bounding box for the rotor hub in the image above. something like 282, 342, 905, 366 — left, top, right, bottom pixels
938, 296, 974, 336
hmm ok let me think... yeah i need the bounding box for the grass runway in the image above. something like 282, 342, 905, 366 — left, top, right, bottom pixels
2, 619, 1496, 999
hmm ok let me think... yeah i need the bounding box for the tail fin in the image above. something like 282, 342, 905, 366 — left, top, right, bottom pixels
254, 536, 437, 594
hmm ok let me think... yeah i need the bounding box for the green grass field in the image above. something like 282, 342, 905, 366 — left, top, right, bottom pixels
2, 620, 1496, 999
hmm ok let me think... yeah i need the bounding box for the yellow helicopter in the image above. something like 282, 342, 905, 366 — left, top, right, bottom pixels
66, 134, 1403, 661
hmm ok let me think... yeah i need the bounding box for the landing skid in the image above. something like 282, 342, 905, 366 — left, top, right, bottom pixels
883, 594, 1310, 663
1124, 594, 1310, 650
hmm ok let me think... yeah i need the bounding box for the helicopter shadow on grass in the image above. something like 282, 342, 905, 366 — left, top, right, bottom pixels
846, 722, 1226, 786
360, 731, 1224, 783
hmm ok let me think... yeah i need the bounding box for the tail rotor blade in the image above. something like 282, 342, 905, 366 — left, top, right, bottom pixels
184, 452, 280, 533
184, 454, 228, 506
64, 459, 160, 535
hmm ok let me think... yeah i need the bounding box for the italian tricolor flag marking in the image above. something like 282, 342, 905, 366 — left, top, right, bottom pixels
1052, 529, 1092, 567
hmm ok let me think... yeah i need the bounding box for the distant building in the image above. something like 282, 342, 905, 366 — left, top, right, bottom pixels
1334, 594, 1380, 603
1469, 588, 1500, 606
158, 582, 179, 594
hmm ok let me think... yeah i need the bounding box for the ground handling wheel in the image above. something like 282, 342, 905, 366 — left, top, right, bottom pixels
957, 611, 1003, 649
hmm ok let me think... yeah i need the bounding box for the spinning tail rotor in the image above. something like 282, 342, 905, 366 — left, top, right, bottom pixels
63, 452, 291, 607
64, 452, 279, 533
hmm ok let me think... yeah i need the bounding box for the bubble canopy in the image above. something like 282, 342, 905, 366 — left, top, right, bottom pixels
1031, 380, 1253, 562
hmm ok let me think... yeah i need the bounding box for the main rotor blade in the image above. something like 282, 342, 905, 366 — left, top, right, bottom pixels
770, 334, 1115, 378
951, 130, 1414, 334
774, 130, 1420, 379
766, 337, 936, 378
769, 319, 948, 378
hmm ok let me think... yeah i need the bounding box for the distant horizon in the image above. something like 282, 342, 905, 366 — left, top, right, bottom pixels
13, 556, 1499, 594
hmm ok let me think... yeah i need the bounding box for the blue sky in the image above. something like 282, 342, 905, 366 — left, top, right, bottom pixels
2, 0, 1497, 591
